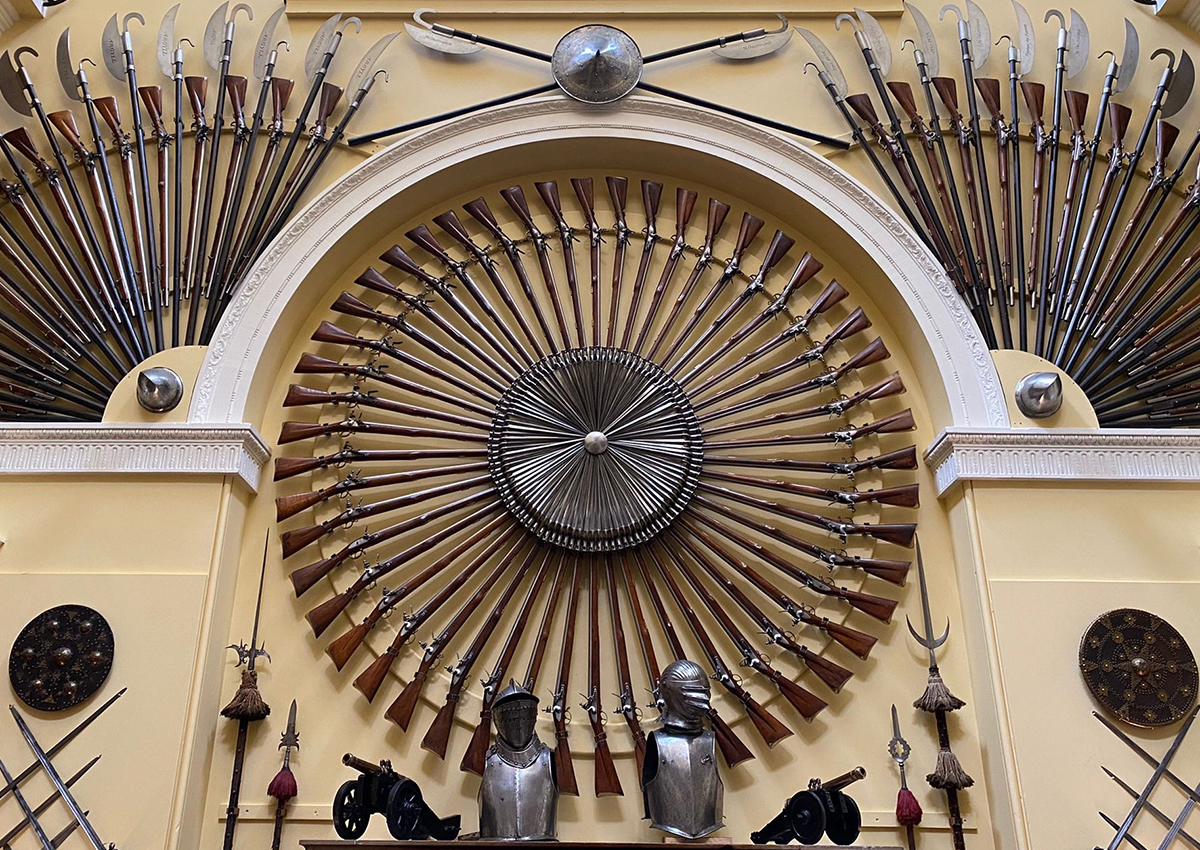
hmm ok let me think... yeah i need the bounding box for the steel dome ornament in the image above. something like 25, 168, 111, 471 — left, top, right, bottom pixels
552, 25, 643, 104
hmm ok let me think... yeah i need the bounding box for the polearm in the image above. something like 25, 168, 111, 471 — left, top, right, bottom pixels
157, 6, 187, 345
1044, 88, 1090, 319
633, 187, 698, 355
182, 75, 209, 343
138, 84, 169, 333
199, 74, 250, 324
620, 180, 663, 350
0, 749, 56, 850
976, 79, 1016, 312
999, 11, 1033, 347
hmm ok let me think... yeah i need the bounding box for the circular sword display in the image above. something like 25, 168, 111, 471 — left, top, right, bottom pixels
9, 604, 115, 711
1080, 608, 1198, 728
490, 347, 702, 552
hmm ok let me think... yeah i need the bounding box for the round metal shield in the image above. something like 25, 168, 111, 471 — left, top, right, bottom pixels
1080, 608, 1198, 727
551, 25, 643, 104
9, 604, 114, 711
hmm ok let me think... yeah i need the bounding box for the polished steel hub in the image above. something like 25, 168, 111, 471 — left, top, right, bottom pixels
489, 347, 703, 552
551, 24, 643, 104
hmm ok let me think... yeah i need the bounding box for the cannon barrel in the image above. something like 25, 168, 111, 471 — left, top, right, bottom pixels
817, 766, 866, 793
343, 752, 382, 775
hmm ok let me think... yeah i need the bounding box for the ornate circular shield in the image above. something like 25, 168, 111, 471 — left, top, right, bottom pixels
1080, 608, 1198, 727
552, 25, 643, 104
9, 605, 114, 711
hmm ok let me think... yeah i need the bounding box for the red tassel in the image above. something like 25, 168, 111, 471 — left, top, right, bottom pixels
267, 765, 297, 802
896, 787, 923, 826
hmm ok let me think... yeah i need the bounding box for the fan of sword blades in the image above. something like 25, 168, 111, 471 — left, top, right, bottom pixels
274, 174, 921, 791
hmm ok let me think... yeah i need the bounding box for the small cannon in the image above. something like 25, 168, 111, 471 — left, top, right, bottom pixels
750, 766, 866, 846
333, 753, 461, 841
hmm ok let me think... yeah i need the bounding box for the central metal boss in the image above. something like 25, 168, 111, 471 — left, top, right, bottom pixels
489, 347, 703, 552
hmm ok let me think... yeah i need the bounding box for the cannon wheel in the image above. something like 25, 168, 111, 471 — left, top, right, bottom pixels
824, 791, 861, 846
386, 779, 425, 840
788, 790, 827, 845
333, 779, 371, 839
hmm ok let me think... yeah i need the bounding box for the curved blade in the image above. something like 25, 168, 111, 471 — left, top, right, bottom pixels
157, 4, 179, 78
711, 27, 792, 60
1163, 50, 1195, 119
254, 5, 287, 81
347, 31, 399, 94
1012, 1, 1036, 76
1115, 19, 1139, 94
905, 1, 939, 76
1065, 8, 1089, 79
305, 13, 342, 81
0, 52, 30, 116
56, 29, 82, 102
203, 2, 229, 72
404, 11, 483, 56
101, 14, 126, 80
855, 8, 892, 76
797, 27, 847, 98
965, 0, 991, 68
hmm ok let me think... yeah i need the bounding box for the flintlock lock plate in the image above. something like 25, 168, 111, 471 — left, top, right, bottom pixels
1079, 608, 1198, 728
9, 604, 115, 711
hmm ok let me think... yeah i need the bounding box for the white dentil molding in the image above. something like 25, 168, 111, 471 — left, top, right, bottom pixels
926, 427, 1200, 497
0, 423, 270, 492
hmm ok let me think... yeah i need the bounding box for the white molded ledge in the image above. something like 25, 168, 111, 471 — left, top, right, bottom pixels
926, 427, 1200, 497
0, 423, 270, 492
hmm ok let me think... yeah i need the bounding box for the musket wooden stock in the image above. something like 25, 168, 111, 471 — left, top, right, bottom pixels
501, 184, 573, 349
282, 383, 490, 432
549, 560, 582, 795
293, 352, 494, 418
584, 565, 623, 796
274, 447, 486, 482
616, 180, 662, 350
604, 559, 646, 780
632, 187, 697, 353
276, 417, 485, 449
701, 469, 919, 510
704, 444, 919, 476
603, 176, 630, 346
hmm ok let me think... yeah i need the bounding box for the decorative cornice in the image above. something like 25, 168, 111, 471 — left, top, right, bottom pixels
926, 427, 1200, 496
0, 424, 270, 492
285, 1, 904, 19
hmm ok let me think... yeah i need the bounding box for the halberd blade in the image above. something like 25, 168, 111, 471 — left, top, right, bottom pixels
1115, 18, 1139, 94
1163, 50, 1195, 118
101, 14, 126, 80
56, 30, 82, 102
305, 13, 343, 80
1065, 8, 1089, 79
254, 5, 287, 81
712, 14, 792, 60
347, 31, 399, 95
1012, 0, 1035, 76
796, 27, 848, 98
855, 8, 892, 76
157, 4, 179, 78
965, 0, 991, 68
0, 52, 31, 116
904, 1, 939, 76
203, 2, 230, 72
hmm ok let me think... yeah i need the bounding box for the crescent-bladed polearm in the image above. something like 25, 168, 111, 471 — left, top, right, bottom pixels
999, 1, 1034, 347
157, 5, 190, 345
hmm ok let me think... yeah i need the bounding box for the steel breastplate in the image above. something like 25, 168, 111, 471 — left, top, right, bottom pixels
479, 733, 558, 841
642, 728, 724, 839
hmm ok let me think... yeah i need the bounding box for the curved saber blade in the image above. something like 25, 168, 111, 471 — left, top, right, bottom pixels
305, 13, 344, 79
203, 2, 230, 72
101, 14, 126, 80
157, 4, 179, 78
855, 8, 892, 76
965, 0, 991, 68
1011, 0, 1035, 76
796, 27, 847, 98
904, 1, 939, 76
254, 5, 288, 81
0, 52, 31, 116
56, 29, 82, 102
347, 31, 400, 95
712, 15, 793, 60
1163, 50, 1195, 119
1065, 8, 1089, 79
1115, 18, 1139, 94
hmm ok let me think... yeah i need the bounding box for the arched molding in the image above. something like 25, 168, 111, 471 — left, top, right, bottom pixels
189, 94, 1009, 430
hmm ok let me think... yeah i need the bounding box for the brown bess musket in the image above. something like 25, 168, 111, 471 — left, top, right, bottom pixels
673, 522, 868, 680
433, 209, 545, 359
583, 562, 623, 796
535, 180, 585, 347
293, 352, 494, 417
693, 335, 889, 415
423, 545, 536, 758
632, 188, 697, 354
501, 185, 573, 349
462, 552, 557, 775
605, 557, 646, 780
677, 251, 819, 390
1022, 81, 1048, 310
645, 198, 729, 361
659, 541, 827, 720
619, 181, 663, 350
700, 371, 906, 437
407, 223, 533, 366
259, 83, 342, 242
547, 558, 582, 795
667, 230, 794, 378
975, 79, 1017, 308
645, 543, 792, 747
603, 177, 630, 346
274, 445, 489, 482
282, 384, 491, 433
569, 178, 603, 346
462, 196, 558, 355
277, 416, 485, 451
704, 445, 918, 480
287, 489, 499, 596
687, 286, 855, 399
629, 548, 754, 767
522, 552, 569, 699
701, 468, 919, 511
658, 211, 763, 366
385, 535, 526, 728
277, 460, 491, 521
692, 494, 912, 584
137, 86, 170, 315
182, 75, 209, 344
351, 525, 518, 703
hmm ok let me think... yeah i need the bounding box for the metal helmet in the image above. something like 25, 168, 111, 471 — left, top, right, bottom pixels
1014, 371, 1063, 418
493, 680, 539, 749
137, 366, 184, 413
659, 659, 711, 731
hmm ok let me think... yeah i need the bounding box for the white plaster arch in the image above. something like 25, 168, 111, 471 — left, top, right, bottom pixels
189, 95, 1009, 429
